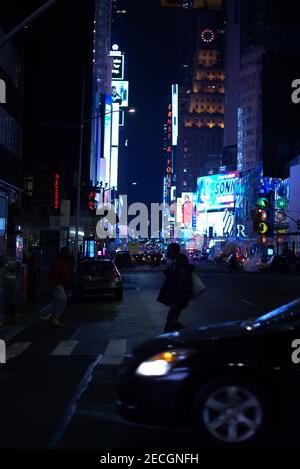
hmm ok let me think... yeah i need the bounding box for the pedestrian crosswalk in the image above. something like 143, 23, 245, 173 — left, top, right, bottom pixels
4, 338, 128, 363
51, 340, 79, 356
6, 342, 31, 361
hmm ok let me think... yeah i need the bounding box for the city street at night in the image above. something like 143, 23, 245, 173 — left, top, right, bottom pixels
2, 0, 300, 459
1, 264, 300, 449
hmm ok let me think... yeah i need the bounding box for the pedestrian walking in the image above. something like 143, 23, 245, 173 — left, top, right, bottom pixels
157, 243, 193, 333
228, 253, 239, 275
47, 247, 71, 328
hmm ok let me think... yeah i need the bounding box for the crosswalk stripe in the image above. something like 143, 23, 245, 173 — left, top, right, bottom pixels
6, 342, 31, 361
100, 339, 127, 365
51, 340, 78, 356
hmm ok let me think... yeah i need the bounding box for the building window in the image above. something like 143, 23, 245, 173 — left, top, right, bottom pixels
24, 175, 34, 197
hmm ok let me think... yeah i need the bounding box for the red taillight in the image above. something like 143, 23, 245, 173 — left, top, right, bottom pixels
112, 270, 121, 280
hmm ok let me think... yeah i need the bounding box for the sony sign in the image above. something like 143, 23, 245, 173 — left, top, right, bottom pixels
214, 178, 237, 197
0, 78, 6, 103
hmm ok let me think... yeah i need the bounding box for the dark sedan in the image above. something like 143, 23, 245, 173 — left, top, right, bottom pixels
113, 251, 133, 270
117, 298, 300, 447
74, 259, 123, 300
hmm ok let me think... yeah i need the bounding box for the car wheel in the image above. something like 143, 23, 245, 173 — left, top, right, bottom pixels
115, 290, 123, 301
191, 377, 270, 447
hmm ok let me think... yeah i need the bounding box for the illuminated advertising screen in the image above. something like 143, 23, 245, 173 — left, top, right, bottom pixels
110, 147, 119, 189
197, 172, 239, 211
181, 193, 193, 229
172, 84, 178, 147
192, 193, 197, 230
111, 102, 120, 147
176, 198, 183, 225
112, 80, 129, 108
104, 95, 112, 185
84, 239, 95, 259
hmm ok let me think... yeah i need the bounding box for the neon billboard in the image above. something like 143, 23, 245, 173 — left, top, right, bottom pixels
197, 172, 239, 211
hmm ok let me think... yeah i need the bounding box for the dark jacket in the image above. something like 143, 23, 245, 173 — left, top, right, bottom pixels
157, 254, 193, 309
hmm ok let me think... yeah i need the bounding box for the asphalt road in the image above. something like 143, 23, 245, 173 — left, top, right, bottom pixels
0, 264, 300, 449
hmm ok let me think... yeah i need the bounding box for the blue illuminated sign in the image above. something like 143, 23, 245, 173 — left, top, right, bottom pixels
197, 172, 239, 211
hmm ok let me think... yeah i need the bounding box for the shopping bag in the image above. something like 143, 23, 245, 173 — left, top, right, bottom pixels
190, 271, 206, 299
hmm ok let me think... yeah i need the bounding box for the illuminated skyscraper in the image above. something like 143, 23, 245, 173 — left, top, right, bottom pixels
177, 8, 225, 193
90, 0, 112, 190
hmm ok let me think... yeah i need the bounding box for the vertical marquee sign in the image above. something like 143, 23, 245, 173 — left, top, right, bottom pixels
163, 103, 173, 205
53, 172, 61, 213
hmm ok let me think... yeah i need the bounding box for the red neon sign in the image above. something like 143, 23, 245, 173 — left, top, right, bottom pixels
89, 191, 96, 212
163, 104, 173, 203
54, 173, 60, 210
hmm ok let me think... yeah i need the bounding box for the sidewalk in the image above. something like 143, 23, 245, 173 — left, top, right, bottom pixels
0, 295, 52, 342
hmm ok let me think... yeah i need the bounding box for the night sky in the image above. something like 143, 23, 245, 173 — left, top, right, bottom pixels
123, 0, 180, 206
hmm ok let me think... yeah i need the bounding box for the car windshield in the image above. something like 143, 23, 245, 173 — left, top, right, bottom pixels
241, 298, 300, 332
79, 262, 114, 274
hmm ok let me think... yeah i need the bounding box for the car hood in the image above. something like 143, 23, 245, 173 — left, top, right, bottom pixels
133, 320, 251, 358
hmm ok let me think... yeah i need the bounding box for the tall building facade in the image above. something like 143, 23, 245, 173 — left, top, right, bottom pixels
234, 0, 300, 248
177, 9, 226, 194
111, 0, 129, 193
223, 0, 240, 171
90, 0, 112, 192
0, 27, 24, 318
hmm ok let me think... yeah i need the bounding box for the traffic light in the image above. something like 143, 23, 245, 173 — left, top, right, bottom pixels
255, 192, 274, 237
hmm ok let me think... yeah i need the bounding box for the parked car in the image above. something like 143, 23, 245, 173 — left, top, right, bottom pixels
117, 298, 300, 447
74, 260, 123, 300
257, 255, 289, 273
113, 251, 133, 270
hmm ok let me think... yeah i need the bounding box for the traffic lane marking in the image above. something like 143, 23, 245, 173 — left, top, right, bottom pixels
47, 353, 103, 448
100, 339, 127, 365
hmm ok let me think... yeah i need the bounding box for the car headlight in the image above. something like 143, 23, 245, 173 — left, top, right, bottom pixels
135, 349, 196, 377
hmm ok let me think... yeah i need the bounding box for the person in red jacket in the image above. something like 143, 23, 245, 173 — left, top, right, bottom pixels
48, 247, 71, 328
